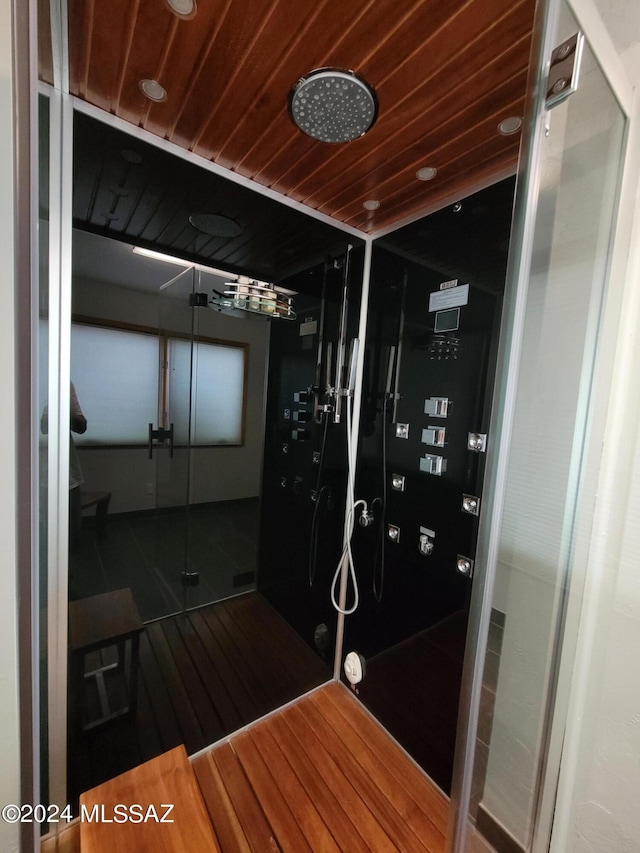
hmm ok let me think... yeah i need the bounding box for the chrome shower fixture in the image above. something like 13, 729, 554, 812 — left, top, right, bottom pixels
288, 68, 378, 143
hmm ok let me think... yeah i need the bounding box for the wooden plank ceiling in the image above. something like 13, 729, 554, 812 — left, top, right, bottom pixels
43, 0, 536, 235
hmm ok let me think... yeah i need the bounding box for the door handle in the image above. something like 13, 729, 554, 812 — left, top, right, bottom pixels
148, 423, 174, 459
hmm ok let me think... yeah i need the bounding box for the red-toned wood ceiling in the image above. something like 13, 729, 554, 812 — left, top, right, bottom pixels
41, 0, 536, 234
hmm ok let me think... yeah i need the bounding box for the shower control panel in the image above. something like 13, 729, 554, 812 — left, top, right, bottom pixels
371, 269, 498, 599
422, 425, 446, 447
419, 526, 435, 556
467, 432, 487, 452
391, 473, 405, 492
424, 397, 450, 417
462, 494, 480, 516
456, 556, 474, 578
419, 454, 447, 476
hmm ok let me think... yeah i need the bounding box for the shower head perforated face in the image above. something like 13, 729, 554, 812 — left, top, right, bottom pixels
288, 68, 378, 144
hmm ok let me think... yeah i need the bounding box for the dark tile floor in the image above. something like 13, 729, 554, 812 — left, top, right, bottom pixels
69, 498, 260, 622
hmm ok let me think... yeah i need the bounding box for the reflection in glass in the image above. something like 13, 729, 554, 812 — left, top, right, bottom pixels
63, 171, 358, 803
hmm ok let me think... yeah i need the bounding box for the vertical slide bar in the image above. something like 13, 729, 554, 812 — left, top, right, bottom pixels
47, 90, 73, 810
333, 237, 373, 679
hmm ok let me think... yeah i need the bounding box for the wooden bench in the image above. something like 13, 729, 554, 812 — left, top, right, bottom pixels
68, 589, 143, 734
80, 746, 220, 853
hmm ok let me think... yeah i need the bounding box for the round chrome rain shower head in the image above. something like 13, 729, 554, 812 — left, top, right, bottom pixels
288, 68, 378, 143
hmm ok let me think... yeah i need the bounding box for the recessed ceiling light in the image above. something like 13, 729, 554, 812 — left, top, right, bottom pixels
139, 79, 167, 102
289, 68, 378, 143
189, 213, 244, 238
498, 116, 522, 136
416, 166, 437, 181
165, 0, 197, 19
362, 199, 380, 210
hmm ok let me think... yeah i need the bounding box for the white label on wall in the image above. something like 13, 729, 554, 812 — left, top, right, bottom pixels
429, 283, 469, 312
299, 320, 317, 336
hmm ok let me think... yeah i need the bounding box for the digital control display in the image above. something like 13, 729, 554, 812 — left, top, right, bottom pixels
434, 307, 460, 333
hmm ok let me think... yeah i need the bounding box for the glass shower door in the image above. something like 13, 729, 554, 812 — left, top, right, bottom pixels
452, 3, 628, 851
153, 265, 261, 615
153, 266, 200, 613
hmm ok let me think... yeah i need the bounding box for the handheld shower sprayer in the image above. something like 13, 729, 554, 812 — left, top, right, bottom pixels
331, 338, 370, 616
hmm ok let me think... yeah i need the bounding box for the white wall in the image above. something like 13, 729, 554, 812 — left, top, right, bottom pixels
72, 276, 269, 513
555, 419, 640, 852
0, 0, 22, 848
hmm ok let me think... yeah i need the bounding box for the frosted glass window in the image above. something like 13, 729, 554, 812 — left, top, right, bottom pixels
70, 324, 159, 444
169, 339, 245, 445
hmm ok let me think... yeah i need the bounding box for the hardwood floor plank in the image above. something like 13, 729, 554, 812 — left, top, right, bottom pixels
144, 620, 206, 753
229, 594, 329, 684
199, 605, 279, 715
160, 617, 226, 742
176, 613, 245, 733
266, 713, 371, 853
213, 601, 290, 699
192, 752, 253, 853
211, 742, 281, 852
222, 596, 304, 686
194, 684, 452, 853
217, 600, 294, 694
247, 723, 342, 853
188, 608, 260, 723
134, 665, 166, 762
279, 704, 399, 852
308, 688, 445, 851
302, 696, 435, 853
70, 593, 335, 801
231, 731, 314, 853
137, 629, 183, 751
323, 683, 449, 832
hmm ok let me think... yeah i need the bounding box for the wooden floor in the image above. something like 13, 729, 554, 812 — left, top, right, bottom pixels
68, 592, 330, 806
48, 682, 449, 852
194, 681, 448, 852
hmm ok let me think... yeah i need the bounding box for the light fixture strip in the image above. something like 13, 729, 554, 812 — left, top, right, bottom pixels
132, 246, 239, 280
